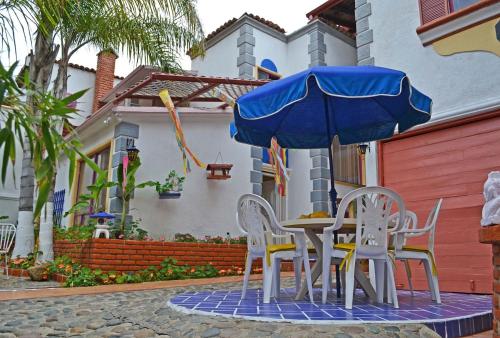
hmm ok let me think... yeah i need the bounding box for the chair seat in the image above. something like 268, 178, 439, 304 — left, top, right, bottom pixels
334, 243, 355, 251
389, 245, 437, 276
266, 243, 296, 266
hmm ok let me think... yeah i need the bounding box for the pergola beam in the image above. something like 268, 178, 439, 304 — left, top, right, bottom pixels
174, 83, 218, 107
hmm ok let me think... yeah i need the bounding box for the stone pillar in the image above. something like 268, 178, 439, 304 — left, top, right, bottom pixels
109, 122, 139, 224
310, 149, 330, 212
355, 0, 374, 66
479, 225, 500, 336
308, 28, 327, 68
237, 24, 256, 79
250, 146, 263, 196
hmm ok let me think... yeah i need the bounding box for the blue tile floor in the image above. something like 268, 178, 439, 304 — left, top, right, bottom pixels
168, 288, 492, 338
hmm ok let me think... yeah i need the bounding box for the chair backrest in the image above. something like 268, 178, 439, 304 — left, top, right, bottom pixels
388, 210, 418, 250
236, 194, 281, 253
337, 187, 405, 258
0, 223, 16, 253
423, 199, 443, 254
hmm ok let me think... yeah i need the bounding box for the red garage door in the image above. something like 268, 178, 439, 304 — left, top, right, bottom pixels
380, 112, 500, 294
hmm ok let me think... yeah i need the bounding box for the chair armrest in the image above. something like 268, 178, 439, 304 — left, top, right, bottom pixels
394, 228, 428, 234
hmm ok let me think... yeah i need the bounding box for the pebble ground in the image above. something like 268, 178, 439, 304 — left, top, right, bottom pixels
0, 274, 441, 338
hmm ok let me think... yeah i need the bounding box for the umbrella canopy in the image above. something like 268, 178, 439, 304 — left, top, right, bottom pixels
232, 66, 432, 148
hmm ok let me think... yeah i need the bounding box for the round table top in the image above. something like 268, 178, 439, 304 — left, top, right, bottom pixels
281, 217, 356, 233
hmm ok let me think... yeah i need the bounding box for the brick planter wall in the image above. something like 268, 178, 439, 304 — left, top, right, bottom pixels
3, 268, 30, 278
54, 238, 263, 272
479, 224, 500, 336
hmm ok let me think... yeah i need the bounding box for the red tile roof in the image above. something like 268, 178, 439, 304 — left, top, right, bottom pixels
56, 60, 124, 80
205, 13, 286, 42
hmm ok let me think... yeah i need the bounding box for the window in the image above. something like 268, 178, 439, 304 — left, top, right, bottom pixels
73, 145, 111, 225
331, 137, 361, 186
448, 0, 481, 12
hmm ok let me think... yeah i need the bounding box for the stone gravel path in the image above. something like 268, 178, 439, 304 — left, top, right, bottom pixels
0, 275, 440, 338
0, 274, 60, 291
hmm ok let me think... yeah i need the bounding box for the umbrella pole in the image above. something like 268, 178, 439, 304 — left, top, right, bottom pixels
328, 143, 342, 298
323, 96, 341, 298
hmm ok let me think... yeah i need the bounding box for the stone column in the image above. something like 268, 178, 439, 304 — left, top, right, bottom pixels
250, 146, 263, 196
109, 122, 139, 224
237, 24, 256, 79
310, 149, 330, 212
355, 0, 374, 66
479, 225, 500, 336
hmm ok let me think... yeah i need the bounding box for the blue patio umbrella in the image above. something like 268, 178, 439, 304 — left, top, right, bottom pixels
232, 66, 431, 208
231, 66, 432, 296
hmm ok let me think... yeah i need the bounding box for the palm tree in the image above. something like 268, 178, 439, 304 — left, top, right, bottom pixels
3, 0, 204, 259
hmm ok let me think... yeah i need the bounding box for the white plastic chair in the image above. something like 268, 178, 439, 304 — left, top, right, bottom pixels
236, 194, 314, 303
322, 187, 405, 309
392, 199, 443, 303
387, 210, 418, 296
0, 223, 16, 277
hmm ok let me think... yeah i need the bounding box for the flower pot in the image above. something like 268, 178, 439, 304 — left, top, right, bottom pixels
158, 191, 181, 199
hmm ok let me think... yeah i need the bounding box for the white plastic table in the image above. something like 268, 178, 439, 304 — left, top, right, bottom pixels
282, 218, 376, 301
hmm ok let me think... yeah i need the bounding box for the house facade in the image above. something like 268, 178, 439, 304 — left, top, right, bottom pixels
0, 58, 122, 223
312, 0, 499, 293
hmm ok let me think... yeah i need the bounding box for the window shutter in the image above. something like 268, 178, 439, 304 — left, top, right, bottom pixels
418, 0, 449, 24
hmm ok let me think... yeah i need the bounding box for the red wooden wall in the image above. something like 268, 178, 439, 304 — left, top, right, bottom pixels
380, 114, 500, 294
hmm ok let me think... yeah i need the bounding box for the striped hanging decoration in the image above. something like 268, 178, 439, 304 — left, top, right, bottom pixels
159, 89, 206, 174
208, 87, 236, 108
269, 137, 289, 196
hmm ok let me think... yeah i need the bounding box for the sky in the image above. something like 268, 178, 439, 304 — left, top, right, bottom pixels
1, 0, 325, 77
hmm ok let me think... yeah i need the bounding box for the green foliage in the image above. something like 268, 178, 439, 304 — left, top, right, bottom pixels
49, 255, 245, 287
65, 266, 98, 287
174, 233, 196, 242
110, 219, 149, 240
9, 251, 42, 269
116, 158, 156, 232
54, 224, 96, 241
64, 165, 116, 217
154, 170, 185, 193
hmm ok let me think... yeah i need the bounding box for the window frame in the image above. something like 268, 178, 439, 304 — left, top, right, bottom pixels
71, 141, 112, 226
417, 0, 499, 46
255, 65, 282, 81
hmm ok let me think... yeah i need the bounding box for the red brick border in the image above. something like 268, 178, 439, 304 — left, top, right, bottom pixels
54, 238, 264, 272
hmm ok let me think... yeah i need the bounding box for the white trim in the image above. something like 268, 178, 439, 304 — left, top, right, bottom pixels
418, 3, 500, 45
112, 106, 232, 117
403, 96, 500, 132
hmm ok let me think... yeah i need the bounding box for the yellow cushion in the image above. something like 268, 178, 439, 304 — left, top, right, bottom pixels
334, 243, 356, 251
266, 243, 296, 266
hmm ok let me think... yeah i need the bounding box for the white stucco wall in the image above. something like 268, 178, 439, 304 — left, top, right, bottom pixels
369, 0, 500, 117
123, 113, 253, 239
365, 0, 500, 186
253, 30, 288, 76
191, 30, 240, 78
0, 128, 23, 223
324, 33, 356, 66
285, 35, 310, 75
286, 149, 313, 219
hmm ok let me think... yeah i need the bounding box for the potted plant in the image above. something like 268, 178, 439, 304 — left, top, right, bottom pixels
155, 170, 185, 199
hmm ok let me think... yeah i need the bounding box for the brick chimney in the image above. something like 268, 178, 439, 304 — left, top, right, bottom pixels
92, 50, 118, 113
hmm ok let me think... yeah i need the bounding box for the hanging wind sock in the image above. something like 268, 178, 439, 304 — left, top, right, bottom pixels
159, 89, 206, 174
269, 137, 289, 196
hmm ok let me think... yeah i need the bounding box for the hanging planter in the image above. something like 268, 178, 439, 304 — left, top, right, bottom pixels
158, 191, 181, 199
154, 170, 185, 200
206, 152, 233, 180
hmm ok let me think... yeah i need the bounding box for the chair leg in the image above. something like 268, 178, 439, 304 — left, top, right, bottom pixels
322, 255, 331, 304
272, 257, 281, 298
403, 260, 414, 296
241, 254, 253, 299
422, 259, 436, 301
345, 254, 357, 310
302, 248, 314, 303
386, 257, 399, 308
5, 254, 8, 278
374, 259, 385, 304
369, 259, 376, 290
293, 256, 303, 294
263, 258, 274, 304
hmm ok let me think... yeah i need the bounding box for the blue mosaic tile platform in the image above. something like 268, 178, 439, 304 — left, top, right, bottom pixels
168, 288, 492, 338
